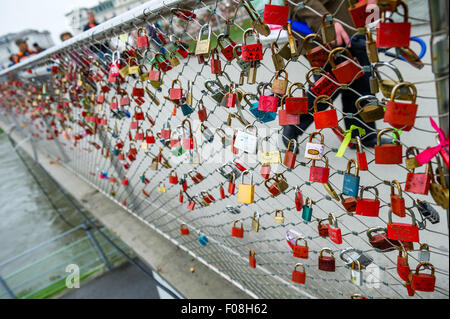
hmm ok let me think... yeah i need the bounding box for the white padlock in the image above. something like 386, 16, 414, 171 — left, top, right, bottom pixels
304, 131, 325, 160
234, 125, 258, 154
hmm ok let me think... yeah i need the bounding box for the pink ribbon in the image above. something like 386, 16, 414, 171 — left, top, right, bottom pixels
416, 117, 449, 165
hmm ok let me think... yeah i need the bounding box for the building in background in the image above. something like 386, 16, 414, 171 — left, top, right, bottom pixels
0, 29, 54, 70
65, 0, 147, 35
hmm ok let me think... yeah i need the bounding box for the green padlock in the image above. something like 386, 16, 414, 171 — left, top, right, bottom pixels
302, 197, 313, 222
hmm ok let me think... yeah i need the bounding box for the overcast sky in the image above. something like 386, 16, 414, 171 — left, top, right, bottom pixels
0, 0, 100, 44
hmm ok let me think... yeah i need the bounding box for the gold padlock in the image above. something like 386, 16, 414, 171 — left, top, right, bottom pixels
127, 57, 140, 74
237, 170, 255, 204
259, 136, 281, 165
320, 14, 336, 44
275, 173, 289, 193
186, 80, 193, 106
430, 157, 449, 209
374, 62, 413, 101
365, 28, 378, 63
252, 212, 260, 232
272, 69, 288, 95
271, 41, 285, 71
195, 24, 212, 56
139, 65, 149, 82
405, 146, 421, 170
323, 182, 340, 201
274, 209, 285, 224
287, 21, 299, 57
355, 95, 384, 123
169, 52, 180, 67
157, 182, 166, 193
247, 61, 257, 84
119, 64, 130, 78
150, 157, 159, 170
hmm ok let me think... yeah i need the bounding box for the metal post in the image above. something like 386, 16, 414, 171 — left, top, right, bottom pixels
0, 276, 17, 299
428, 0, 449, 137
82, 222, 113, 270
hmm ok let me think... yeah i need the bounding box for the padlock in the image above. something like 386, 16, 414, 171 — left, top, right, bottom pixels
342, 159, 360, 197
258, 83, 278, 113
309, 156, 330, 184
367, 227, 402, 252
411, 262, 436, 292
217, 33, 237, 61
417, 243, 431, 262
210, 48, 222, 74
187, 197, 196, 210
272, 70, 288, 95
307, 67, 340, 97
397, 247, 411, 281
348, 0, 369, 28
283, 139, 297, 169
127, 57, 140, 75
242, 28, 263, 62
260, 164, 271, 179
302, 197, 313, 222
145, 129, 155, 145
265, 173, 289, 197
351, 136, 369, 172
238, 170, 255, 204
270, 41, 285, 71
134, 106, 144, 121
180, 224, 189, 236
291, 263, 306, 284
328, 47, 363, 84
350, 260, 364, 286
312, 95, 338, 129
219, 183, 226, 200
225, 83, 237, 108
416, 199, 440, 224
301, 33, 329, 67
373, 61, 413, 100
189, 170, 204, 185
355, 95, 384, 123
169, 170, 178, 185
376, 1, 411, 48
197, 234, 209, 246
205, 80, 226, 105
279, 96, 300, 126
274, 209, 285, 224
231, 220, 244, 238
195, 24, 212, 56
404, 162, 431, 195
259, 136, 281, 165
365, 27, 379, 63
295, 186, 304, 211
263, 0, 289, 25
181, 119, 194, 150
384, 82, 418, 131
430, 157, 449, 209
405, 146, 420, 170
304, 131, 325, 160
356, 186, 380, 217
249, 249, 256, 268
293, 237, 309, 259
234, 125, 258, 154
284, 82, 308, 115
135, 127, 145, 141
387, 208, 420, 243
148, 62, 162, 88
136, 27, 149, 48
318, 248, 335, 272
200, 123, 214, 143
340, 247, 373, 268
390, 180, 406, 217
132, 81, 145, 98
110, 96, 118, 110
157, 182, 166, 193
179, 174, 188, 192
252, 212, 260, 232
228, 173, 236, 195
328, 213, 342, 244
405, 276, 416, 297
169, 79, 183, 101
374, 128, 402, 164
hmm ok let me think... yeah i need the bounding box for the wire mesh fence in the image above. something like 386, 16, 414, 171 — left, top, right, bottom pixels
0, 0, 448, 299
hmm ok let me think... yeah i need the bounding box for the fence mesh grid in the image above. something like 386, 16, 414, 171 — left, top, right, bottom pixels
0, 0, 448, 299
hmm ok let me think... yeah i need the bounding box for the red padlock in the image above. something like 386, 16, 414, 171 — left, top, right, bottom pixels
317, 219, 329, 237
110, 97, 118, 110
135, 128, 145, 141
356, 186, 380, 217
134, 107, 144, 121
179, 190, 184, 203
318, 248, 335, 271
283, 139, 297, 169
136, 27, 149, 48
355, 136, 368, 171
241, 29, 263, 62
291, 263, 306, 284
210, 48, 222, 74
376, 2, 411, 48
263, 0, 289, 26
225, 83, 237, 108
180, 223, 190, 235
295, 186, 303, 211
145, 129, 155, 144
197, 100, 208, 122
285, 82, 309, 115
374, 128, 403, 164
405, 275, 416, 297
328, 213, 342, 244
302, 34, 330, 68
367, 227, 402, 252
155, 53, 172, 73
249, 249, 256, 268
328, 47, 363, 84
397, 248, 410, 281
228, 173, 236, 195
187, 197, 196, 210
169, 79, 183, 101
309, 156, 330, 183
132, 82, 145, 98
260, 165, 271, 179
384, 82, 418, 131
231, 220, 244, 238
312, 95, 338, 129
348, 0, 369, 28
181, 119, 194, 150
411, 262, 436, 292
160, 122, 171, 140
120, 93, 130, 107
122, 178, 129, 186
148, 62, 161, 82
217, 34, 237, 61
404, 163, 431, 195
307, 67, 339, 97
258, 83, 278, 112
387, 209, 420, 243
169, 170, 178, 184
219, 183, 226, 199
390, 180, 406, 217
279, 96, 300, 126
293, 238, 309, 259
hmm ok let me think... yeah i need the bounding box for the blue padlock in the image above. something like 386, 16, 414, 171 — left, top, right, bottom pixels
180, 103, 194, 116
113, 148, 120, 156
198, 234, 208, 246
302, 197, 313, 222
250, 103, 276, 123
342, 159, 360, 197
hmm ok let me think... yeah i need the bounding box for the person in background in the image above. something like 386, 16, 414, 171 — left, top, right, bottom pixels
60, 32, 73, 42
33, 43, 44, 53
282, 0, 389, 150
13, 39, 36, 64
8, 55, 17, 67
83, 11, 98, 31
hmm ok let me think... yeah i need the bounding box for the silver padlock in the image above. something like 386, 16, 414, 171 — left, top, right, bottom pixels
200, 124, 214, 143
340, 247, 373, 269
217, 163, 242, 180
416, 200, 440, 224
418, 243, 431, 262
225, 205, 241, 214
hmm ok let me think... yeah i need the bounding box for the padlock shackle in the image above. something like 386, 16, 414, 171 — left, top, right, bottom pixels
301, 33, 325, 54
313, 95, 334, 113
381, 0, 409, 23
319, 247, 333, 257
170, 169, 177, 177
293, 263, 305, 272
359, 186, 379, 201
351, 260, 361, 271
274, 209, 284, 217
305, 67, 327, 86
390, 180, 403, 198
312, 155, 328, 168
198, 23, 211, 40
181, 119, 193, 138
388, 208, 417, 226
415, 262, 435, 275
242, 28, 260, 45
355, 95, 379, 112
295, 237, 307, 247
366, 227, 387, 241
233, 219, 243, 228
308, 131, 325, 144
171, 78, 182, 89
304, 196, 313, 207
249, 249, 255, 257
390, 82, 417, 103
328, 213, 338, 227
398, 246, 409, 262
287, 139, 297, 153
419, 243, 430, 251
377, 128, 401, 145
346, 158, 360, 177
327, 47, 354, 69
339, 247, 360, 263
287, 82, 306, 97
373, 61, 404, 82
240, 169, 254, 185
